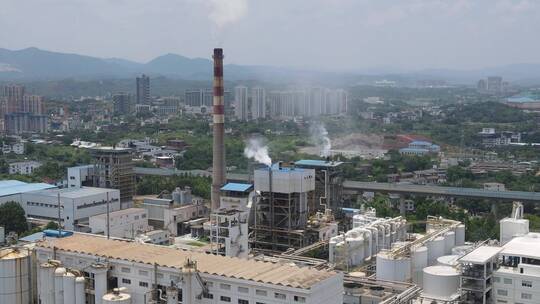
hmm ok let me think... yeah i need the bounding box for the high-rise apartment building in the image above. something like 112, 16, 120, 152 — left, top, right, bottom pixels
90, 147, 135, 208
112, 93, 133, 115
487, 76, 503, 93
234, 86, 249, 121
251, 87, 266, 120
4, 112, 48, 135
22, 95, 44, 114
136, 74, 150, 104
3, 84, 25, 114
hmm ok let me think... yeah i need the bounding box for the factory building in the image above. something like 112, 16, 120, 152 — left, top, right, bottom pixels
295, 159, 345, 211
34, 233, 344, 304
20, 187, 120, 230
251, 162, 338, 253
89, 208, 151, 239
210, 183, 252, 258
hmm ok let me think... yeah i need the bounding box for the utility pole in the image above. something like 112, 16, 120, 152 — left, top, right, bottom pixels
57, 192, 62, 235
106, 191, 110, 239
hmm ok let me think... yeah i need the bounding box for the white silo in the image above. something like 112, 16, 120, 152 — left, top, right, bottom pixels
92, 263, 108, 304
39, 262, 56, 304
500, 218, 529, 245
328, 235, 341, 263
422, 266, 460, 300
376, 252, 411, 282
0, 226, 4, 244
75, 277, 85, 304
455, 224, 465, 246
63, 272, 76, 304
412, 246, 428, 286
444, 231, 456, 254
437, 255, 460, 267
427, 236, 445, 266
54, 267, 66, 304
0, 248, 30, 304
102, 289, 131, 304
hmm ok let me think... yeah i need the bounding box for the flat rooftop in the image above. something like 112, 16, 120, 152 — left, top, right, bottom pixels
28, 186, 118, 198
0, 180, 56, 197
36, 233, 337, 289
501, 233, 540, 259
91, 208, 146, 220
459, 246, 503, 264
295, 159, 344, 168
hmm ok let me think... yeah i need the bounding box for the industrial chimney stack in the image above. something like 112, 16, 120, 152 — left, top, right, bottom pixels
211, 48, 226, 211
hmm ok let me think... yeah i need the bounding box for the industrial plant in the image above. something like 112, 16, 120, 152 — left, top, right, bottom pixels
3, 48, 540, 304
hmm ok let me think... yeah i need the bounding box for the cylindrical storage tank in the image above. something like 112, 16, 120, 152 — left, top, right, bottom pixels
75, 277, 85, 304
63, 272, 76, 304
0, 248, 30, 304
451, 245, 472, 257
444, 231, 455, 254
426, 236, 445, 266
455, 224, 465, 246
0, 226, 5, 243
102, 290, 131, 304
92, 263, 108, 304
422, 266, 459, 300
376, 252, 411, 282
54, 267, 66, 304
437, 255, 460, 267
412, 246, 428, 286
39, 262, 56, 304
329, 237, 338, 263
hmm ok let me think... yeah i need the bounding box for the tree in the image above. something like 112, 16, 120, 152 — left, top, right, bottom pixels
0, 201, 28, 234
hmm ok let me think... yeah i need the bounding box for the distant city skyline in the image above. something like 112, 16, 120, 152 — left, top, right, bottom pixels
1, 0, 539, 71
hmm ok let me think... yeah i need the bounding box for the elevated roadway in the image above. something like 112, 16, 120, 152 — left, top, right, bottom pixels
343, 181, 540, 203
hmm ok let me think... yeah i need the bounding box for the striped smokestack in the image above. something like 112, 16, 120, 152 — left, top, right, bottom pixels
211, 48, 226, 211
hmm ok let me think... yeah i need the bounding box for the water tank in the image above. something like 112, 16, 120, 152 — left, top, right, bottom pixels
376, 252, 411, 282
444, 231, 456, 254
63, 272, 76, 304
412, 246, 428, 286
500, 218, 529, 245
451, 245, 472, 256
427, 236, 445, 266
39, 263, 56, 304
437, 255, 460, 267
423, 266, 459, 300
0, 248, 30, 304
455, 224, 465, 246
0, 226, 5, 244
54, 267, 66, 304
75, 277, 85, 304
172, 187, 182, 204
102, 289, 132, 304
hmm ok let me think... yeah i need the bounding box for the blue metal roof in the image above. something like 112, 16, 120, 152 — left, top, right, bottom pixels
341, 207, 360, 214
399, 148, 430, 153
409, 140, 433, 146
221, 183, 253, 192
0, 180, 56, 197
295, 159, 344, 167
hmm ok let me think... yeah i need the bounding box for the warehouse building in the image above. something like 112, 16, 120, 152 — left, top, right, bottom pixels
34, 233, 344, 304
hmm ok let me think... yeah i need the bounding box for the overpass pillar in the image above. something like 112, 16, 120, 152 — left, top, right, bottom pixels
389, 193, 406, 216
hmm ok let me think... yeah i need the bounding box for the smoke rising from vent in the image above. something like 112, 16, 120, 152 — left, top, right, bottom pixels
208, 0, 248, 30
244, 137, 272, 167
310, 123, 332, 157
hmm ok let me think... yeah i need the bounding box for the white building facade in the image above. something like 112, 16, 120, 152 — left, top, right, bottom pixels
89, 208, 150, 239
9, 160, 42, 175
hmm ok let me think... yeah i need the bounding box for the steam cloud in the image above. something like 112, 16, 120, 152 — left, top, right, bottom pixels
244, 137, 272, 167
310, 123, 332, 157
208, 0, 248, 30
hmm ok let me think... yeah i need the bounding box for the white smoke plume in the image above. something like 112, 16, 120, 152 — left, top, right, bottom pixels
244, 137, 272, 166
310, 123, 332, 157
208, 0, 248, 30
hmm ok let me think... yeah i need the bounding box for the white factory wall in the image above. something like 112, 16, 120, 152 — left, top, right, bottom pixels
36, 247, 343, 304
21, 188, 120, 230
89, 209, 150, 238
254, 167, 315, 193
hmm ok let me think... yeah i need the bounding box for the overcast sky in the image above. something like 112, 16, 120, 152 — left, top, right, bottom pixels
1, 0, 539, 71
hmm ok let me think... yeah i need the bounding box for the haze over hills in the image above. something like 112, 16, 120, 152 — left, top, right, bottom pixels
1, 47, 540, 85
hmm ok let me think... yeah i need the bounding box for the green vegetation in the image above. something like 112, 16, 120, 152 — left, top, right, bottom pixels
0, 201, 28, 234
136, 175, 212, 199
